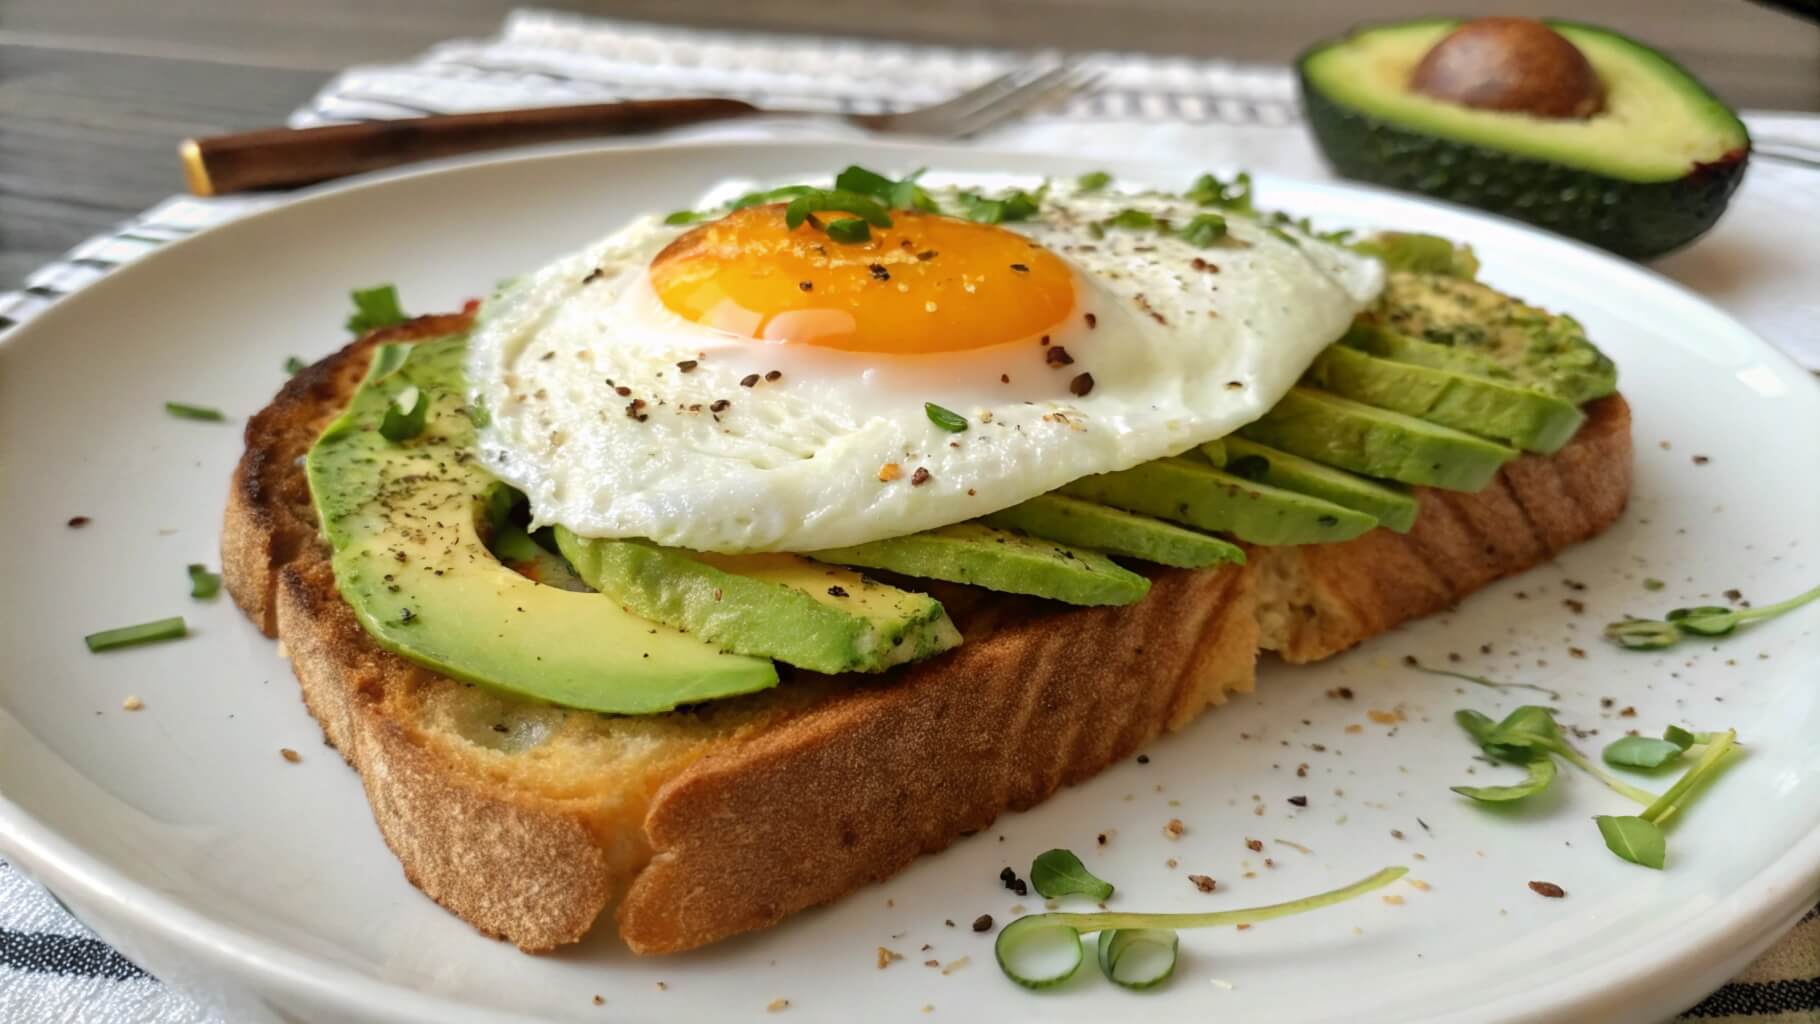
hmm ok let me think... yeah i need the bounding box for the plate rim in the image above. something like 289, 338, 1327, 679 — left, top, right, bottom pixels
2, 135, 1818, 1024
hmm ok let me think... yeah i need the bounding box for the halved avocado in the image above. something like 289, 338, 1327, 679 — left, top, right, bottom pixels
1299, 17, 1749, 259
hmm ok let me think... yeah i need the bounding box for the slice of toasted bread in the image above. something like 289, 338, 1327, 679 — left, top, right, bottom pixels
223, 314, 1631, 954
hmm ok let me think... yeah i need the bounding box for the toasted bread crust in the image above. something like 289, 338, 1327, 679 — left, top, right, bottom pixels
223, 317, 1630, 954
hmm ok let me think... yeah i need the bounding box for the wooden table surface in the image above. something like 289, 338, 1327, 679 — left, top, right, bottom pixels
3, 0, 1817, 289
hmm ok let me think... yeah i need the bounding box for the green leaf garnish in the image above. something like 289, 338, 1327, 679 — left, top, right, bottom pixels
85, 616, 187, 652
346, 284, 408, 334
1451, 755, 1556, 802
1596, 815, 1666, 869
1096, 928, 1177, 990
835, 165, 935, 212
924, 402, 968, 433
365, 343, 411, 384
957, 187, 1043, 225
1602, 735, 1686, 770
1030, 849, 1114, 901
1604, 582, 1820, 651
825, 217, 872, 243
1640, 729, 1738, 826
164, 401, 226, 422
1457, 705, 1658, 805
784, 189, 893, 231
187, 564, 222, 600
379, 385, 429, 443
1101, 208, 1156, 231
284, 356, 308, 376
1178, 213, 1228, 247
667, 185, 822, 225
1184, 171, 1253, 213
994, 867, 1405, 992
1076, 170, 1112, 192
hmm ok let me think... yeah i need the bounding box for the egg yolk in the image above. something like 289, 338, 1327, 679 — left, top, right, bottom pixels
648, 204, 1076, 355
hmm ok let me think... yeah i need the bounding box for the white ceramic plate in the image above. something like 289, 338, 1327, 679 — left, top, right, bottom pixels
2, 140, 1817, 1024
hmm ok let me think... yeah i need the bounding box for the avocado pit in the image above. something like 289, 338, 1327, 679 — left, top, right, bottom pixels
1411, 17, 1604, 119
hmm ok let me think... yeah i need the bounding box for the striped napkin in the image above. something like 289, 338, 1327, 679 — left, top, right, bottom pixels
2, 9, 1817, 1022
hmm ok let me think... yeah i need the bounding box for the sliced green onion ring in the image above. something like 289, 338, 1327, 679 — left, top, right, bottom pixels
995, 914, 1085, 989
1097, 928, 1179, 990
85, 616, 188, 652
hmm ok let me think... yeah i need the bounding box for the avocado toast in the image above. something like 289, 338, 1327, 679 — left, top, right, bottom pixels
222, 175, 1633, 955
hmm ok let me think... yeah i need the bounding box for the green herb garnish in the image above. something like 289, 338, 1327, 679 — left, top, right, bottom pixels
1029, 849, 1114, 901
284, 356, 308, 376
1643, 578, 1666, 591
379, 385, 429, 443
957, 187, 1043, 225
1602, 734, 1688, 770
85, 616, 187, 652
1604, 582, 1820, 651
994, 867, 1404, 991
1101, 208, 1156, 231
824, 217, 872, 243
346, 284, 408, 334
834, 165, 937, 212
1184, 171, 1253, 213
164, 402, 226, 422
1453, 705, 1657, 805
1451, 754, 1556, 803
924, 402, 968, 433
667, 185, 821, 224
1595, 815, 1666, 869
1076, 170, 1112, 192
1177, 213, 1228, 247
366, 343, 411, 384
187, 564, 222, 600
784, 189, 893, 231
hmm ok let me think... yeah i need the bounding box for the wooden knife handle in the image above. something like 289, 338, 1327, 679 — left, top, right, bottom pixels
179, 98, 764, 196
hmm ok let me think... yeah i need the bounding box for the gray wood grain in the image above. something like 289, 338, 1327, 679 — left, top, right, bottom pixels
2, 0, 1816, 289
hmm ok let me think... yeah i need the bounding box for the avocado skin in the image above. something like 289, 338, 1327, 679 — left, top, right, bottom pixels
1298, 35, 1748, 260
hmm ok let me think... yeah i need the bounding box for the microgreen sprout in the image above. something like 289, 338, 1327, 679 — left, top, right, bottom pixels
1604, 582, 1820, 651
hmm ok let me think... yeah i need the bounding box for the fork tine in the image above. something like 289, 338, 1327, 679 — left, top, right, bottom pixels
892, 64, 1045, 125
947, 64, 1099, 137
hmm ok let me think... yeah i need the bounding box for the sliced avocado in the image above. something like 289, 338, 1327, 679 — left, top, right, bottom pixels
982, 493, 1245, 569
489, 524, 591, 592
1370, 271, 1616, 405
811, 523, 1150, 607
1239, 387, 1516, 492
1299, 17, 1749, 259
1350, 232, 1478, 279
1309, 343, 1584, 453
1216, 436, 1419, 533
1061, 456, 1377, 545
307, 338, 777, 713
553, 530, 959, 674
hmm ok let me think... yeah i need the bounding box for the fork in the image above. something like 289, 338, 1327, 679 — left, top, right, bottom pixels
179, 61, 1099, 197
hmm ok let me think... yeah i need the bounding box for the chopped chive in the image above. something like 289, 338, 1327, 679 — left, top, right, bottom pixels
783, 189, 893, 231
283, 356, 308, 376
1076, 170, 1112, 192
164, 401, 226, 422
379, 385, 430, 443
1178, 212, 1228, 247
826, 218, 872, 243
925, 402, 968, 433
187, 563, 222, 600
85, 616, 187, 652
346, 284, 408, 334
1102, 208, 1156, 231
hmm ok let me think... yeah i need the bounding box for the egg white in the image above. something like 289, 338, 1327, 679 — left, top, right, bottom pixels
468, 182, 1383, 553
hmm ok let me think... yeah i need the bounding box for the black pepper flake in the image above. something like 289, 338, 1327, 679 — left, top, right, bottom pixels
676, 359, 698, 372
910, 467, 931, 487
1136, 754, 1150, 764
1288, 795, 1308, 807
66, 516, 90, 528
1069, 372, 1094, 396
917, 250, 937, 261
625, 399, 649, 422
1225, 380, 1243, 391
827, 585, 849, 598
765, 370, 782, 382
580, 268, 604, 284
868, 263, 890, 282
614, 385, 632, 397
1045, 346, 1075, 367
1692, 454, 1710, 465
1246, 838, 1264, 852
1012, 879, 1027, 896
1529, 881, 1567, 898
798, 281, 814, 292
1564, 598, 1586, 614
1084, 312, 1097, 329
741, 374, 760, 388
999, 867, 1016, 883
710, 399, 731, 413
1039, 334, 1050, 346
972, 914, 993, 932
1000, 373, 1010, 384
1009, 263, 1029, 273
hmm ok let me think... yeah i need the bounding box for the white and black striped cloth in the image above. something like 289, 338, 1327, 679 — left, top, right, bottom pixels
2, 9, 1816, 1022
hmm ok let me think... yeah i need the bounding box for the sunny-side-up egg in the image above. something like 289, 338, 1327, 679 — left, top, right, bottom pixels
467, 177, 1384, 553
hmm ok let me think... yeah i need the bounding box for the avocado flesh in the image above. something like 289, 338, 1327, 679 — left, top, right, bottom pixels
811, 523, 1150, 607
306, 338, 777, 714
1309, 343, 1584, 454
1240, 387, 1516, 492
1349, 232, 1479, 279
489, 524, 591, 592
1369, 271, 1616, 405
554, 530, 960, 674
982, 494, 1245, 569
1061, 456, 1377, 546
1215, 437, 1419, 533
1300, 18, 1749, 259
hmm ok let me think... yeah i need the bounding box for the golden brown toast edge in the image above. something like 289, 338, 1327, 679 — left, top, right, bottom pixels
222, 315, 1631, 955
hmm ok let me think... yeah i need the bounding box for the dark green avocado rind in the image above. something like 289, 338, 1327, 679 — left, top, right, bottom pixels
306, 337, 778, 714
1299, 18, 1749, 260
